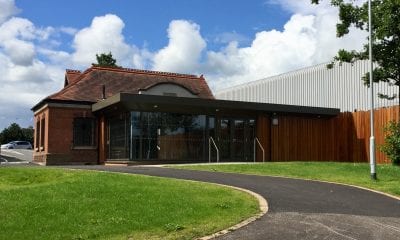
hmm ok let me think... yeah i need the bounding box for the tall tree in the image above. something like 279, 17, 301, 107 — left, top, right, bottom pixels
0, 123, 34, 144
92, 52, 119, 68
21, 126, 34, 144
313, 0, 400, 102
313, 0, 400, 165
0, 123, 22, 144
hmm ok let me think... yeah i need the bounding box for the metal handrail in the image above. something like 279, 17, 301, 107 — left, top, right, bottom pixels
254, 137, 265, 162
209, 137, 220, 163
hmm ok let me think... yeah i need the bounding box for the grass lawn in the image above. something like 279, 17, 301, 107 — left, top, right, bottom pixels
173, 162, 400, 197
0, 167, 259, 240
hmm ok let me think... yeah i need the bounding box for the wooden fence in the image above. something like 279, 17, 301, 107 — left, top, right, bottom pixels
256, 106, 399, 164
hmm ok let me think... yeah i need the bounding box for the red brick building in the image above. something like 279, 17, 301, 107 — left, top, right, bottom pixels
32, 66, 338, 165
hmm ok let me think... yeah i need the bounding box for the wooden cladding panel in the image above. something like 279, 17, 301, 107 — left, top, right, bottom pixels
270, 116, 336, 162
257, 106, 399, 163
98, 115, 106, 164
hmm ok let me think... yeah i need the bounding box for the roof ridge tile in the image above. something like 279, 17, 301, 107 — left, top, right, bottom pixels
91, 66, 198, 79
66, 69, 82, 74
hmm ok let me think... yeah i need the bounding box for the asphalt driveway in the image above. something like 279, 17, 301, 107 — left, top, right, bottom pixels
0, 149, 32, 163
66, 165, 400, 240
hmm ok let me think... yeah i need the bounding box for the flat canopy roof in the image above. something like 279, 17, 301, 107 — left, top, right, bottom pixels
92, 93, 340, 117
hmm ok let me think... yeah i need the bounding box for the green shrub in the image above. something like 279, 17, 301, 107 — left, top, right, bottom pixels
380, 121, 400, 166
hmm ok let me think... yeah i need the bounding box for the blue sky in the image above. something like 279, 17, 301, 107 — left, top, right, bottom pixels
0, 0, 366, 130
17, 0, 290, 51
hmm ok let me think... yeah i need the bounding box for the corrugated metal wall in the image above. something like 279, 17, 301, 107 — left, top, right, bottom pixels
216, 61, 399, 112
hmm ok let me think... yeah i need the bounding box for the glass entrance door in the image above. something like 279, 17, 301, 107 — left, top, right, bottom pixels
217, 118, 255, 161
108, 114, 130, 160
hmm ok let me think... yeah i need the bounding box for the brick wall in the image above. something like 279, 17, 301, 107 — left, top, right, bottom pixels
33, 104, 98, 165
33, 107, 49, 164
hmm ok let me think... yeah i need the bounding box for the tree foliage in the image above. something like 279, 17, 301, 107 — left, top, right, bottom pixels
313, 0, 400, 100
0, 123, 34, 144
92, 52, 120, 68
380, 121, 400, 165
313, 1, 400, 165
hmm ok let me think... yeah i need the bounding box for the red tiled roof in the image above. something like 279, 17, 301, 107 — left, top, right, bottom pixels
47, 66, 214, 103
64, 69, 82, 87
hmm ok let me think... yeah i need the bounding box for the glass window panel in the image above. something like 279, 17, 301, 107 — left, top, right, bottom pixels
108, 114, 129, 159
73, 118, 95, 147
124, 111, 256, 163
129, 111, 207, 161
245, 119, 256, 161
130, 112, 141, 160
141, 112, 158, 160
208, 116, 215, 138
219, 118, 231, 159
233, 119, 245, 160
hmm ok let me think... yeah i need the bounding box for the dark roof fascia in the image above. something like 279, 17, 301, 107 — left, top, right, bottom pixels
91, 93, 122, 112
92, 93, 340, 117
31, 99, 96, 112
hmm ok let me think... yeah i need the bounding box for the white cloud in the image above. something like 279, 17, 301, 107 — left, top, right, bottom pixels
0, 52, 64, 129
59, 26, 78, 35
269, 0, 366, 14
0, 1, 368, 129
203, 1, 366, 90
0, 13, 144, 129
267, 0, 331, 14
0, 103, 35, 129
38, 48, 71, 65
71, 14, 134, 67
2, 39, 35, 65
0, 17, 55, 66
205, 14, 319, 88
131, 2, 365, 90
0, 11, 65, 129
0, 17, 36, 41
34, 26, 54, 41
205, 41, 245, 76
0, 0, 19, 24
152, 20, 206, 73
132, 48, 153, 69
2, 61, 51, 84
214, 31, 250, 45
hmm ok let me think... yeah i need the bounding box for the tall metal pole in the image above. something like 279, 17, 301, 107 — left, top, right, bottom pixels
369, 0, 377, 180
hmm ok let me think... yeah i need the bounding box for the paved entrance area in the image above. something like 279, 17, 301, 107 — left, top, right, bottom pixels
67, 165, 400, 240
